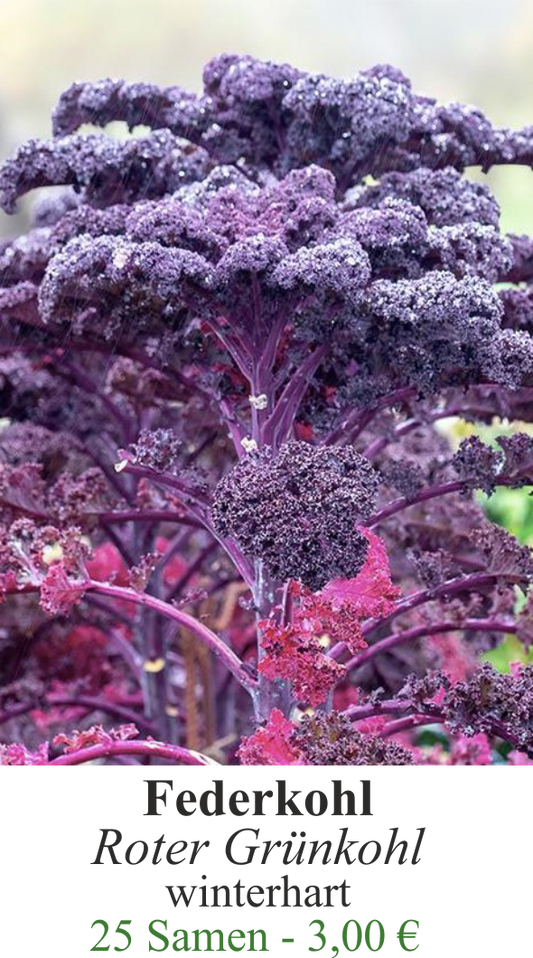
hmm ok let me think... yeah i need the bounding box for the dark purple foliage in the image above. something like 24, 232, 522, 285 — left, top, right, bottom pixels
1, 54, 533, 766
212, 441, 378, 589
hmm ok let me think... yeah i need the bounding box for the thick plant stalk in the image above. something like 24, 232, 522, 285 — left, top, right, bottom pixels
87, 581, 256, 695
345, 619, 516, 673
50, 741, 215, 766
254, 566, 292, 723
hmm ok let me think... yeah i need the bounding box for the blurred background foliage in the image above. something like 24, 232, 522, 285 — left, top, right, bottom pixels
441, 419, 533, 671
0, 0, 532, 235
0, 0, 532, 666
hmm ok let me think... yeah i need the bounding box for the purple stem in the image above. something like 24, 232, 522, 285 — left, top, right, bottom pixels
363, 573, 508, 640
324, 386, 416, 446
205, 319, 252, 377
120, 463, 210, 504
58, 359, 134, 440
262, 344, 328, 447
154, 527, 196, 578
86, 445, 135, 506
52, 695, 157, 730
345, 617, 516, 673
329, 572, 511, 660
218, 397, 247, 453
88, 580, 257, 694
100, 521, 135, 567
165, 541, 217, 603
369, 474, 526, 529
344, 699, 524, 752
363, 404, 496, 459
107, 474, 254, 585
49, 740, 213, 766
343, 696, 419, 722
100, 509, 202, 527
380, 714, 440, 738
368, 480, 465, 526
254, 311, 288, 385
0, 496, 47, 519
0, 695, 156, 732
184, 431, 218, 467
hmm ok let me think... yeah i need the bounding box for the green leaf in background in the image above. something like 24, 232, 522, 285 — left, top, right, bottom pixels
480, 487, 533, 545
438, 416, 533, 671
483, 634, 533, 672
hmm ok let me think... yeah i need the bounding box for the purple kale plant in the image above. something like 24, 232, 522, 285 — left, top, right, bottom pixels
1, 56, 533, 765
